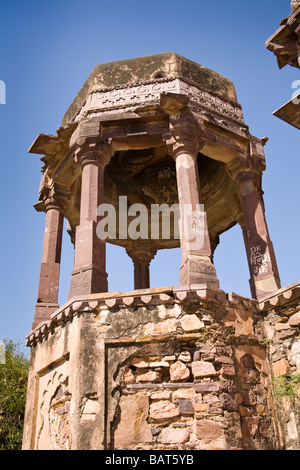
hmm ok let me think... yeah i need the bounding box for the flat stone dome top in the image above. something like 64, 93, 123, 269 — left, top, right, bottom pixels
62, 52, 238, 125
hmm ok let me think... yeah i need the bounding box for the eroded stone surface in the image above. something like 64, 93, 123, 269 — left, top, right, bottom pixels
114, 393, 153, 448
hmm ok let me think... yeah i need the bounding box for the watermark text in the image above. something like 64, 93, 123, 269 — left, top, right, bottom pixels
0, 80, 6, 104
96, 196, 206, 250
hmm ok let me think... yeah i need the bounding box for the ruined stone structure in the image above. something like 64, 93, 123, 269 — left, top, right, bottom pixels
22, 53, 300, 450
266, 3, 300, 129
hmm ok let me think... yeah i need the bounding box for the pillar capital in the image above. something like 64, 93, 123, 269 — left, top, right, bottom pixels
226, 154, 265, 189
126, 241, 157, 266
43, 195, 66, 214
163, 111, 204, 160
73, 138, 112, 169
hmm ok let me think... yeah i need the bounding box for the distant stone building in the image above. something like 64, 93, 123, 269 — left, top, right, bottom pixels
266, 3, 300, 129
22, 52, 300, 450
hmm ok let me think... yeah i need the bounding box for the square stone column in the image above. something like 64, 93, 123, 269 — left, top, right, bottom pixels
33, 198, 64, 329
126, 242, 157, 290
69, 143, 111, 298
227, 156, 281, 299
163, 107, 219, 289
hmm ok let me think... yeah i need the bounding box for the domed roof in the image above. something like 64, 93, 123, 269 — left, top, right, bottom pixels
62, 52, 238, 125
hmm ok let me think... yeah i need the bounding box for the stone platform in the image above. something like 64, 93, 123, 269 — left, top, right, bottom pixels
22, 283, 300, 450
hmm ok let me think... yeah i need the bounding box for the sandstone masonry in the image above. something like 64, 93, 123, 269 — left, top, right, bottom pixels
22, 284, 300, 450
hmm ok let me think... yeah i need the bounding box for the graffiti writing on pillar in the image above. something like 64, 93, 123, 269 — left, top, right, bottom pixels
250, 245, 270, 275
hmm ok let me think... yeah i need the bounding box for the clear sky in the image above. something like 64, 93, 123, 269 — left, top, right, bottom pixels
0, 0, 299, 349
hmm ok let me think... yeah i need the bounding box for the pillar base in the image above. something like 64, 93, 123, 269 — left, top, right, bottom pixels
68, 265, 108, 299
180, 255, 219, 289
33, 303, 59, 330
250, 275, 281, 300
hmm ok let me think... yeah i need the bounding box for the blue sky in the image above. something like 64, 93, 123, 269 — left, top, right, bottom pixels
0, 0, 299, 348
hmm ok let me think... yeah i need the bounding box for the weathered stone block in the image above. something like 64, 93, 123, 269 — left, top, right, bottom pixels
173, 388, 194, 400
289, 312, 300, 327
158, 426, 191, 444
194, 382, 220, 393
170, 361, 190, 382
131, 358, 149, 368
192, 361, 218, 378
81, 398, 100, 421
178, 398, 194, 415
220, 364, 235, 376
196, 419, 222, 440
178, 351, 192, 362
219, 393, 238, 411
242, 390, 257, 406
180, 314, 204, 332
114, 393, 153, 448
149, 400, 181, 421
136, 371, 162, 383
273, 359, 291, 377
151, 391, 172, 401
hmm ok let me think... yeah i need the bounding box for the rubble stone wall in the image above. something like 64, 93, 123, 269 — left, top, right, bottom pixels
22, 286, 300, 450
261, 292, 300, 450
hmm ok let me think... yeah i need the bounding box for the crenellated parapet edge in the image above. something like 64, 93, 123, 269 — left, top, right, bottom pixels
26, 282, 300, 347
26, 285, 259, 347
257, 282, 300, 311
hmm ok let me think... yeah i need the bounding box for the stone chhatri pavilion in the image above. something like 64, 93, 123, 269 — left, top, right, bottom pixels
22, 53, 300, 450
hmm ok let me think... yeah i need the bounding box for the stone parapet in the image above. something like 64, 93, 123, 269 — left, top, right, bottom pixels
25, 285, 257, 347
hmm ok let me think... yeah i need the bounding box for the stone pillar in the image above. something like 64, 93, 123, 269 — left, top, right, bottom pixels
227, 156, 281, 299
69, 142, 111, 298
33, 197, 64, 329
126, 242, 157, 290
164, 112, 219, 288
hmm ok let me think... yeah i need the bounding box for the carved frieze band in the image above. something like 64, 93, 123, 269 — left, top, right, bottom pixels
74, 78, 244, 124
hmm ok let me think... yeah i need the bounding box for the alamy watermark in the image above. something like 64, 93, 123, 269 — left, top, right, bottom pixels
96, 196, 206, 250
0, 80, 6, 104
292, 80, 300, 104
0, 341, 5, 364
